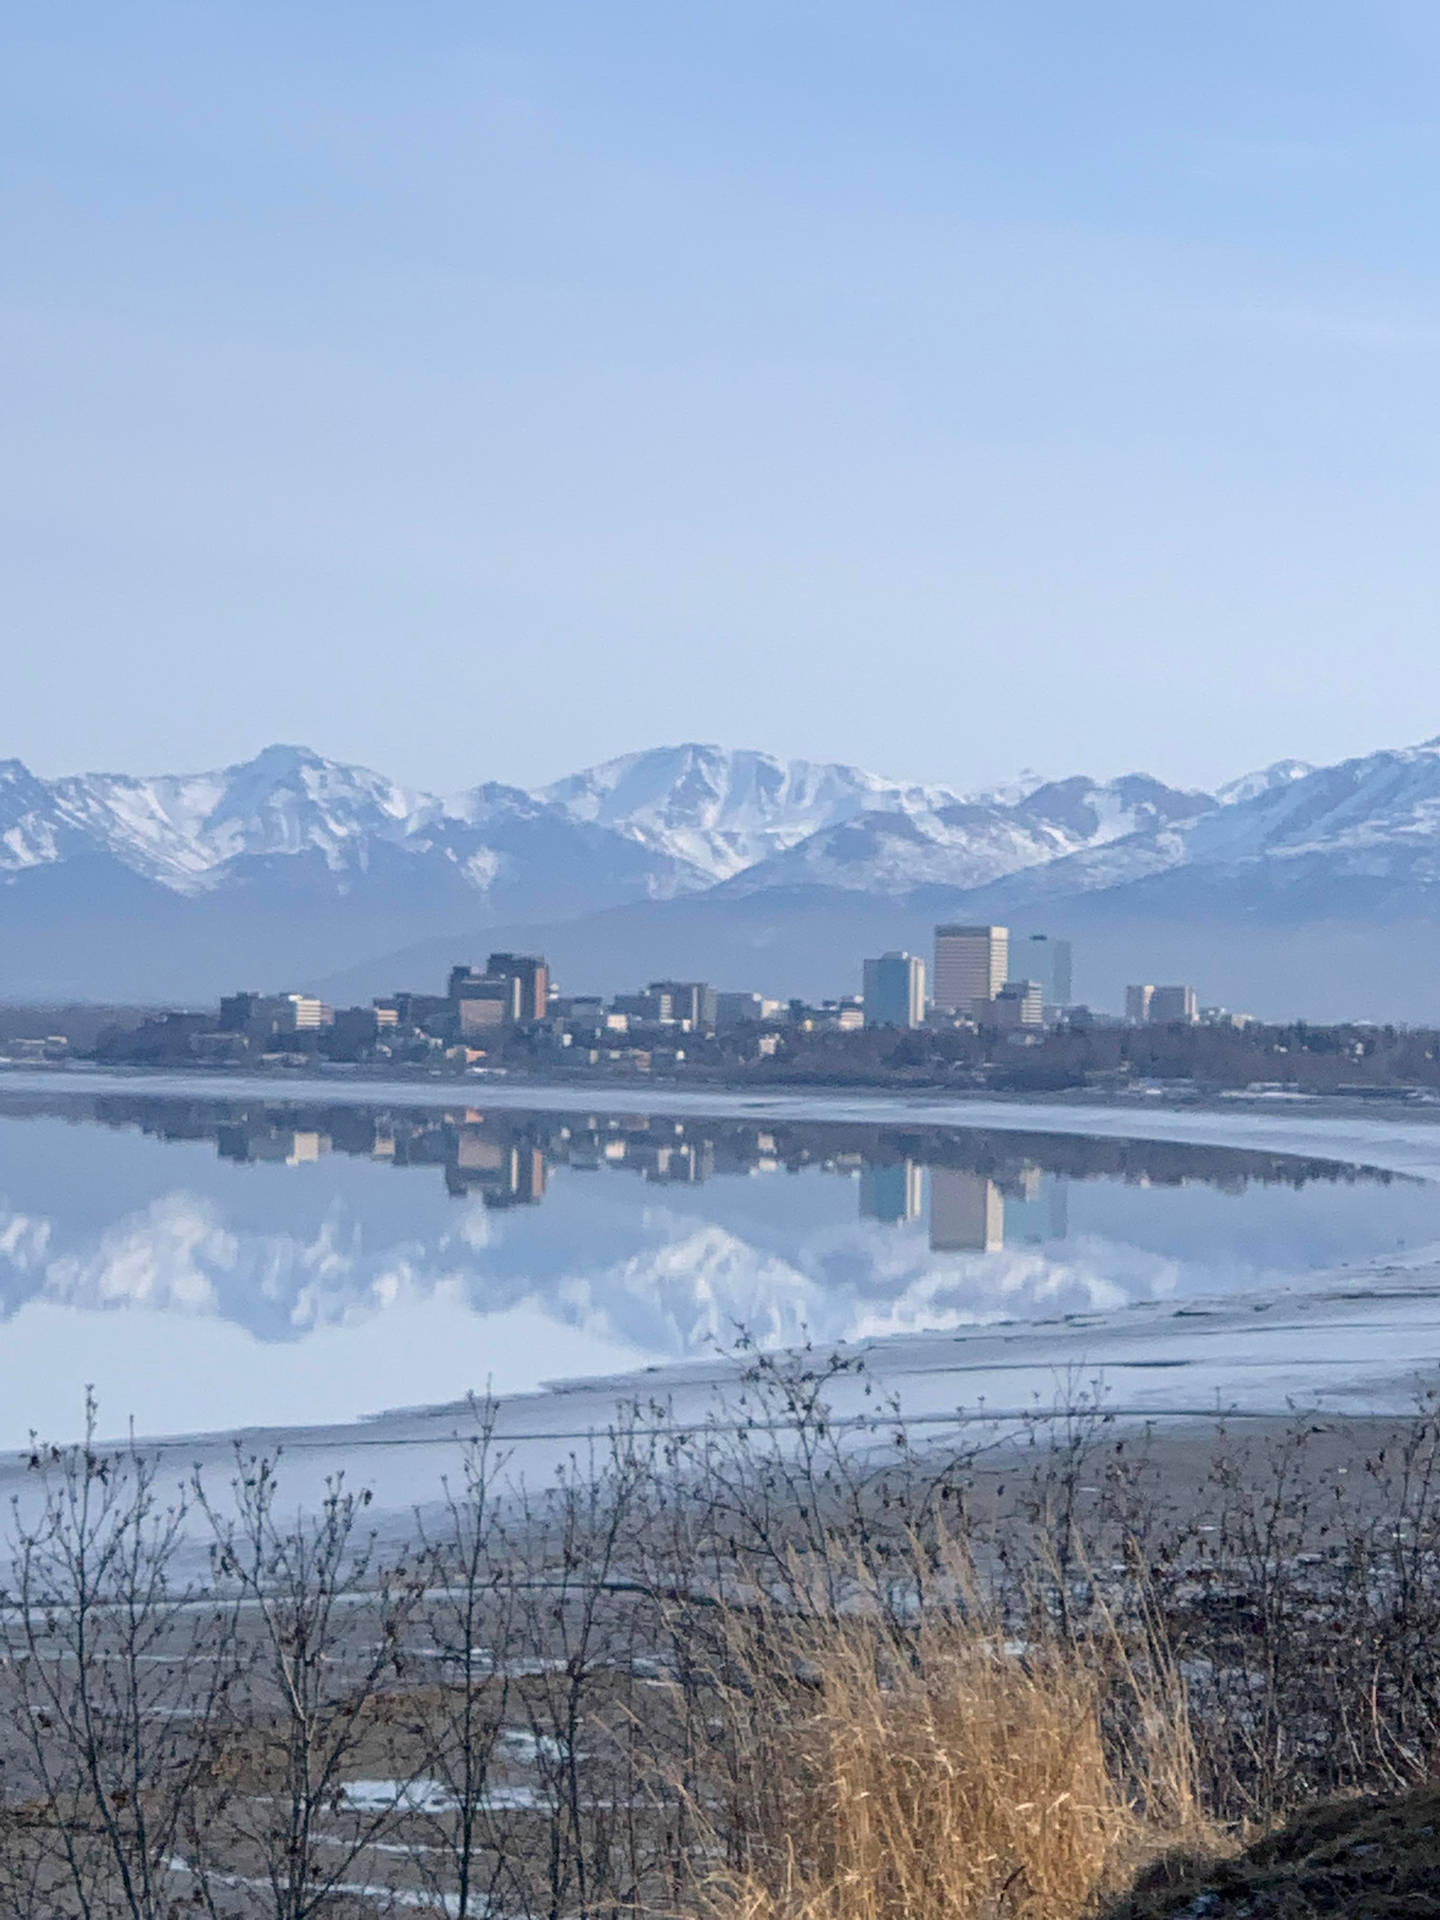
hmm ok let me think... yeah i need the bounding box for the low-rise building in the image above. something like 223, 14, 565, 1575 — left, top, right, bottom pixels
647, 981, 717, 1030
1125, 984, 1155, 1025
987, 980, 1045, 1030
715, 991, 779, 1028
457, 984, 512, 1037
1148, 985, 1199, 1025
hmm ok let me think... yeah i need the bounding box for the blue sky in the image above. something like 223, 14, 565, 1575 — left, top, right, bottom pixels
5, 2, 1440, 792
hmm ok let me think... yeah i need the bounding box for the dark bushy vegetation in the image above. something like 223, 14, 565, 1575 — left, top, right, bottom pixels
750, 1016, 1440, 1094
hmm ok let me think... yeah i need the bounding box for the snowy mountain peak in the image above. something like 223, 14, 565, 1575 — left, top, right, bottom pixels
539, 743, 962, 881
1216, 759, 1315, 806
963, 769, 1053, 807
719, 769, 1213, 898
32, 745, 436, 891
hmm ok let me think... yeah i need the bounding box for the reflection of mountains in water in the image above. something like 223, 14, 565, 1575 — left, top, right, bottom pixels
0, 1092, 1409, 1358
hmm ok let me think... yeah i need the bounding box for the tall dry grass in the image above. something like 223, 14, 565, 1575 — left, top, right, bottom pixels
683, 1553, 1205, 1920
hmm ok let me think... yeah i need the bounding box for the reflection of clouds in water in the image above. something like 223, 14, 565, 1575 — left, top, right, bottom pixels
845, 1237, 1182, 1342
0, 1210, 52, 1273
0, 1198, 457, 1338
0, 1189, 1370, 1367
497, 1210, 1198, 1357
453, 1206, 495, 1253
43, 1197, 234, 1314
570, 1224, 820, 1356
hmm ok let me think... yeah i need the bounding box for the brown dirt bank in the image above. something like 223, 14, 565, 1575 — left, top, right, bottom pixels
1109, 1787, 1440, 1918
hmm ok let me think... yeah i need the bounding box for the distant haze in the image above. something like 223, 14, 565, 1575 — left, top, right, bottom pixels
6, 7, 1440, 792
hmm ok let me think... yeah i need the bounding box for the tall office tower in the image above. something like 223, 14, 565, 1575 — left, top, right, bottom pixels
933, 925, 1009, 1015
1013, 933, 1073, 1007
859, 1159, 924, 1224
1125, 983, 1155, 1025
487, 953, 550, 1023
929, 1169, 1005, 1252
862, 951, 926, 1028
1148, 984, 1199, 1025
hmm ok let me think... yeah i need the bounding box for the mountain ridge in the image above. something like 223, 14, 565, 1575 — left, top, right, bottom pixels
0, 739, 1213, 898
6, 736, 1440, 1015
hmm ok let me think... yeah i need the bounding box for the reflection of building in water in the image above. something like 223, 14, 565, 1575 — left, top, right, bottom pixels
217, 1126, 332, 1166
105, 1097, 1351, 1247
446, 1129, 547, 1206
1002, 1167, 1069, 1244
629, 1138, 717, 1184
859, 1160, 924, 1225
929, 1165, 1068, 1250
929, 1169, 1005, 1251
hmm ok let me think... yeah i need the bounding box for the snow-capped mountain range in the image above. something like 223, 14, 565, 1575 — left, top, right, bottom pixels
0, 741, 1213, 898
5, 736, 1440, 1015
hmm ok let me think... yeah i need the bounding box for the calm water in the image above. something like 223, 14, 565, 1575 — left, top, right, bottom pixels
0, 1086, 1436, 1445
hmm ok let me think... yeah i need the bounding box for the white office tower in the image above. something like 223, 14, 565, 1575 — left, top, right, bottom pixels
862, 951, 926, 1028
933, 925, 1009, 1016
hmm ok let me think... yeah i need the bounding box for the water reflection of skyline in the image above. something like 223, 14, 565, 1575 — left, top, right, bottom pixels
111, 1096, 1385, 1261
74, 1093, 1393, 1210
0, 1090, 1434, 1444
926, 1167, 1069, 1252
12, 1087, 1402, 1291
222, 1119, 1080, 1257
859, 1160, 1070, 1252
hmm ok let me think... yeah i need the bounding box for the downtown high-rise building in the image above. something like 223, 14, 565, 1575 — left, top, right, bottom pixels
862, 951, 926, 1028
932, 925, 1009, 1016
1011, 933, 1073, 1008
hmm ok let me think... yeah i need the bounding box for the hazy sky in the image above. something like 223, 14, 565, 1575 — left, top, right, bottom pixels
6, 3, 1440, 794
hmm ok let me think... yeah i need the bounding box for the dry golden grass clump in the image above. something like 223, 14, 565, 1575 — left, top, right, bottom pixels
685, 1562, 1203, 1920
